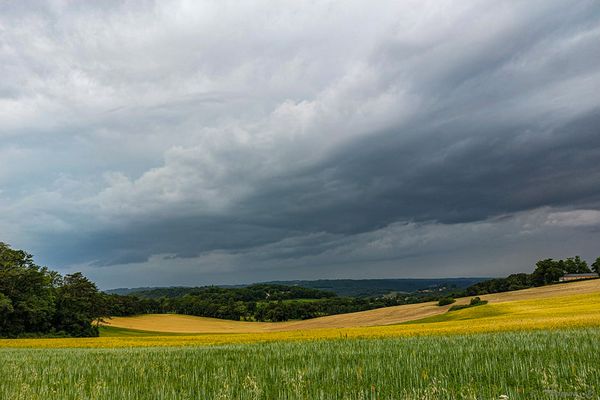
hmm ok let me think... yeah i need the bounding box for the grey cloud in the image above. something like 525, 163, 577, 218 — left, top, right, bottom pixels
76, 208, 600, 289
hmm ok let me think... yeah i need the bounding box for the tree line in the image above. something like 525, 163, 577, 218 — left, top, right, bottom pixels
462, 256, 599, 296
0, 242, 103, 338
103, 285, 440, 322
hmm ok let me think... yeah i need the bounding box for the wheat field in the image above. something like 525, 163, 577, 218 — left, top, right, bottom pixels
1, 329, 599, 399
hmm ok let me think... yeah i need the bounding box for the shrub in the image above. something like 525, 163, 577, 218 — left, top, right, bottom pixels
470, 297, 485, 306
449, 297, 488, 312
438, 297, 456, 306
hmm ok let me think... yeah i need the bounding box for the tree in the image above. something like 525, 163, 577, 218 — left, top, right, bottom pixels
592, 257, 600, 275
265, 305, 287, 322
54, 273, 104, 337
0, 242, 55, 336
531, 259, 564, 286
0, 293, 14, 331
563, 256, 590, 274
437, 297, 455, 306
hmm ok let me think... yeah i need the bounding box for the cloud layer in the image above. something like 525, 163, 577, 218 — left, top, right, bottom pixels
1, 1, 600, 288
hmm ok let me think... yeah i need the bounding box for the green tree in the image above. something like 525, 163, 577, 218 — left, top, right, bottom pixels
0, 242, 55, 336
0, 293, 14, 331
591, 257, 600, 275
438, 297, 455, 306
563, 256, 590, 274
54, 272, 104, 337
531, 259, 564, 286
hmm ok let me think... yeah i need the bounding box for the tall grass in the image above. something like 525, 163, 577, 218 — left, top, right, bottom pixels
1, 329, 599, 399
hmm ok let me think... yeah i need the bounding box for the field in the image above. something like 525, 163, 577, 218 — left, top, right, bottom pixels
1, 280, 599, 399
1, 329, 599, 399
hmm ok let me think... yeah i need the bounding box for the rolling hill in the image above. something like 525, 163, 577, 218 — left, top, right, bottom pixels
103, 278, 600, 334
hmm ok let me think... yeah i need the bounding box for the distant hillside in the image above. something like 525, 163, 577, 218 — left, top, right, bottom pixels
106, 278, 487, 298
105, 284, 335, 300
264, 278, 487, 297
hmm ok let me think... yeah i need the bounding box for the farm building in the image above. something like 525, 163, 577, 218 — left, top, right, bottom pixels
559, 273, 599, 282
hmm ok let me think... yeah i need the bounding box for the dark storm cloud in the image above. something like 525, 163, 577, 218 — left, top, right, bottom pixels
36, 109, 600, 273
266, 109, 600, 231
2, 0, 600, 288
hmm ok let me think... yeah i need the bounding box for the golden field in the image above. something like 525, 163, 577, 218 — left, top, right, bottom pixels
1, 279, 599, 348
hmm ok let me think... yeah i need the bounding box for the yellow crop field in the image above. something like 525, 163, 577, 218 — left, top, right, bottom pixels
1, 279, 599, 349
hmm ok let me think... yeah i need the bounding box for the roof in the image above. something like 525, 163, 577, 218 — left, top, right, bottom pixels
562, 273, 599, 277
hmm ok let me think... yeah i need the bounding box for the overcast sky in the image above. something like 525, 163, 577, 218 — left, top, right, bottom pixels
2, 1, 600, 289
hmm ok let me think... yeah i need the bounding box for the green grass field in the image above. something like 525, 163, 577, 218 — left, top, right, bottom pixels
1, 329, 599, 399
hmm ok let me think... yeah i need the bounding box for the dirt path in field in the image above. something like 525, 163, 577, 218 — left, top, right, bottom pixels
104, 279, 600, 334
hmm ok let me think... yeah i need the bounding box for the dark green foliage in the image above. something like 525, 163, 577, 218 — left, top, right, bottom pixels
0, 243, 55, 336
118, 284, 336, 300
53, 273, 104, 337
470, 296, 484, 306
464, 256, 598, 297
0, 242, 102, 338
103, 294, 164, 316
104, 286, 450, 322
531, 259, 565, 286
104, 282, 456, 321
591, 257, 600, 275
109, 278, 486, 298
563, 256, 591, 274
261, 278, 486, 297
531, 257, 590, 286
448, 297, 488, 312
438, 297, 455, 306
465, 273, 531, 295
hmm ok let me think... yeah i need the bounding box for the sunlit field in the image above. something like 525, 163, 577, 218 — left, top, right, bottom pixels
1, 329, 599, 400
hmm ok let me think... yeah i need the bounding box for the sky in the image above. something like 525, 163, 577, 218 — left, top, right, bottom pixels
1, 0, 600, 289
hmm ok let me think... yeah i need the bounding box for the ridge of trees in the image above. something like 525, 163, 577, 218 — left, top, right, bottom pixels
463, 256, 599, 296
103, 287, 446, 322
121, 284, 337, 301
0, 242, 103, 338
108, 278, 485, 298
